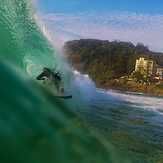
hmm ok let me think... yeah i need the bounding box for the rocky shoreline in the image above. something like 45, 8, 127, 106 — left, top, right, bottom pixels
98, 79, 163, 97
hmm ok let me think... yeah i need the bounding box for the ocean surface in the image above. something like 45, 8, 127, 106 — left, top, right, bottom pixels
0, 0, 163, 163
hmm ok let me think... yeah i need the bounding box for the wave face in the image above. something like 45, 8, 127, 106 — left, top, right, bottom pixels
0, 0, 61, 77
1, 0, 163, 163
0, 0, 124, 163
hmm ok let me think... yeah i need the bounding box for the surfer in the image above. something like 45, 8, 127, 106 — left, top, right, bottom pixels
36, 67, 64, 93
36, 67, 72, 99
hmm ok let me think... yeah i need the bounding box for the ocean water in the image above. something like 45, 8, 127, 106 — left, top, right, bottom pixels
0, 0, 163, 163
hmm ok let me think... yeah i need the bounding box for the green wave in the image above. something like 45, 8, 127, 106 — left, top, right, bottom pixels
0, 0, 128, 162
0, 0, 60, 76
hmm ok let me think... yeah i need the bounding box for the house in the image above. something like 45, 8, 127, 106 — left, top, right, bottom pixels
135, 58, 156, 77
156, 65, 163, 80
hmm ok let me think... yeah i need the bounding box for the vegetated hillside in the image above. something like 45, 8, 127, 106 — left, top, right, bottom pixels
64, 39, 163, 86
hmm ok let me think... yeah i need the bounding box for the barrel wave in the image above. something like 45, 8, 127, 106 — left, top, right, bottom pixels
0, 0, 123, 163
1, 0, 163, 163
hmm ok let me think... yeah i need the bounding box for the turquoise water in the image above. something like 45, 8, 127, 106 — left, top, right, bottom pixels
0, 0, 163, 163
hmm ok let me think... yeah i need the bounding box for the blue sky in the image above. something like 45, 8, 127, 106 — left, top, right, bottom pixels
37, 0, 163, 52
38, 0, 163, 14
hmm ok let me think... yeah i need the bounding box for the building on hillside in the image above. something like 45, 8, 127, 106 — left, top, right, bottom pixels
156, 65, 163, 80
135, 58, 156, 77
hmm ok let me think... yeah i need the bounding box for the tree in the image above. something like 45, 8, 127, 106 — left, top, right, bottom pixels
132, 71, 146, 83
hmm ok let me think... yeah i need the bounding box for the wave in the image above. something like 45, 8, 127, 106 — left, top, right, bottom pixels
1, 0, 163, 162
0, 0, 128, 163
0, 0, 60, 75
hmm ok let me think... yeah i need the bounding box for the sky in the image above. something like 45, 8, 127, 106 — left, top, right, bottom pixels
37, 0, 163, 52
38, 0, 163, 14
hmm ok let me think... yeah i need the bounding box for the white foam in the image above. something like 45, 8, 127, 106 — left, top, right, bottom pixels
105, 90, 163, 113
73, 71, 163, 113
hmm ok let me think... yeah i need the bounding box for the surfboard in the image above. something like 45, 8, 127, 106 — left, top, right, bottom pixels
54, 95, 72, 99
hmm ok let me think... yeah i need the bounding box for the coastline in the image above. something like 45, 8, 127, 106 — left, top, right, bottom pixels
106, 88, 163, 98
64, 39, 163, 98
97, 80, 163, 97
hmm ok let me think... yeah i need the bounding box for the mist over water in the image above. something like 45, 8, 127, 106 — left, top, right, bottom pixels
0, 0, 163, 163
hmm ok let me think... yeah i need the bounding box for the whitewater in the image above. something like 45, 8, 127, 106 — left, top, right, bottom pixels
0, 0, 163, 163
